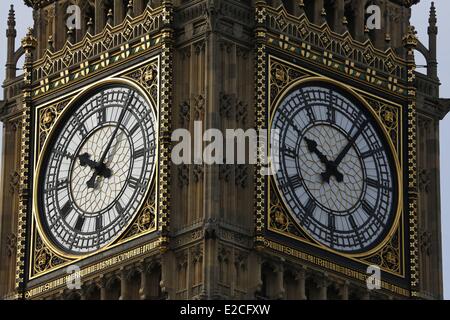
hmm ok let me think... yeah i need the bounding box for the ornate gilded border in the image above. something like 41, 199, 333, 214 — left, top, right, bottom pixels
27, 57, 161, 280
32, 6, 167, 97
258, 4, 410, 97
254, 1, 415, 296
15, 31, 37, 292
265, 59, 405, 277
25, 238, 162, 299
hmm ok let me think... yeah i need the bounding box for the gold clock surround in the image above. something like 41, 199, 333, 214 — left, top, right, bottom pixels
268, 76, 403, 260
28, 58, 162, 279
33, 77, 158, 260
256, 51, 409, 294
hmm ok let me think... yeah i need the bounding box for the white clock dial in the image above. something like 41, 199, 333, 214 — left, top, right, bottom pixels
271, 84, 397, 254
37, 84, 157, 255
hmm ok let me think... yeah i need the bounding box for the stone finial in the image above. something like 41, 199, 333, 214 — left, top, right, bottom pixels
364, 25, 370, 40
402, 25, 418, 49
67, 27, 75, 44
21, 28, 37, 50
298, 0, 305, 15
87, 18, 94, 35
342, 16, 348, 32
320, 8, 327, 24
428, 2, 437, 34
7, 5, 16, 38
127, 0, 134, 17
385, 33, 391, 43
107, 8, 114, 25
47, 35, 54, 52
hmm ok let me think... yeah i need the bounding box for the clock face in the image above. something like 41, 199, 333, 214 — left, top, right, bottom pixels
271, 83, 398, 254
36, 84, 157, 256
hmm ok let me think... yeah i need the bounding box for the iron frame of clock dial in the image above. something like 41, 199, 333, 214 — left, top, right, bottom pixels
33, 78, 158, 260
268, 77, 403, 259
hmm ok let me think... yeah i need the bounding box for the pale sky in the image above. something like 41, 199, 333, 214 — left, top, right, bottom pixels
0, 0, 448, 299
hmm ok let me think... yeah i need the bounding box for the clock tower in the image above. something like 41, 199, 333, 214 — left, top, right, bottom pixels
0, 0, 448, 300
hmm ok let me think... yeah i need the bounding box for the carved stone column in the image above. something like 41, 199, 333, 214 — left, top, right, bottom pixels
134, 0, 146, 15
340, 281, 349, 300
314, 0, 324, 25
316, 274, 329, 300
95, 0, 106, 34
114, 0, 125, 26
332, 0, 345, 34
274, 262, 285, 299
139, 260, 148, 300
352, 0, 365, 41
361, 289, 371, 300
99, 276, 107, 300
119, 268, 129, 300
295, 267, 307, 300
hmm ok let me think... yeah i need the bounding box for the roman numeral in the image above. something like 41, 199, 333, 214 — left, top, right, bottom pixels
60, 201, 72, 219
74, 215, 85, 232
348, 215, 358, 231
326, 104, 336, 124
305, 104, 316, 123
362, 200, 375, 216
362, 200, 385, 227
129, 123, 140, 136
45, 179, 68, 193
304, 198, 316, 216
128, 176, 144, 190
133, 148, 145, 160
289, 175, 303, 190
282, 146, 297, 159
350, 111, 363, 135
328, 214, 336, 231
280, 112, 301, 134
96, 216, 103, 231
97, 107, 107, 125
361, 148, 383, 159
54, 149, 75, 160
73, 116, 88, 138
115, 201, 125, 215
366, 178, 392, 191
366, 178, 380, 189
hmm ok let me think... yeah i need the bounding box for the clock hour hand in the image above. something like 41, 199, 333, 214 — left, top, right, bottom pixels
79, 153, 112, 182
79, 153, 99, 169
304, 137, 343, 183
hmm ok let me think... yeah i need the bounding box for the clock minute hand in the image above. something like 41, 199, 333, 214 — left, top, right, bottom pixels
333, 120, 368, 168
86, 91, 134, 188
98, 92, 134, 165
321, 120, 368, 183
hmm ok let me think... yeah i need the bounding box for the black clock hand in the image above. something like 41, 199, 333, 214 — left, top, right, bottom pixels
321, 120, 368, 183
304, 137, 343, 183
305, 137, 329, 164
86, 91, 134, 188
98, 92, 134, 165
333, 120, 369, 167
79, 153, 112, 189
79, 153, 98, 169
